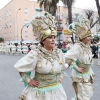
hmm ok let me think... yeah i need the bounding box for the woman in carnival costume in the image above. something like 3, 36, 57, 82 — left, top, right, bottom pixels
65, 18, 95, 100
14, 13, 68, 100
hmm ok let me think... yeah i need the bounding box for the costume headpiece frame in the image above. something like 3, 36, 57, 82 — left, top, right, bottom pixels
68, 16, 91, 40
31, 12, 57, 42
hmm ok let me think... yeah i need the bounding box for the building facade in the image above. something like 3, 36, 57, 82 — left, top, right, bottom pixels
0, 0, 99, 44
0, 0, 41, 44
0, 0, 66, 44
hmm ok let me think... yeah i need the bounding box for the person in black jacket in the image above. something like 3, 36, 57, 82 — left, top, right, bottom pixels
91, 42, 98, 58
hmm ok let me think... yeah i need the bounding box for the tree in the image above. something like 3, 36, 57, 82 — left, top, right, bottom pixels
95, 0, 100, 23
0, 37, 4, 43
85, 9, 99, 28
62, 0, 75, 24
92, 35, 100, 42
38, 0, 75, 42
62, 0, 75, 43
38, 0, 59, 16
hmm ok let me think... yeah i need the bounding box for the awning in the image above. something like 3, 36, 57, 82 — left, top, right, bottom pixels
33, 41, 39, 43
22, 41, 32, 43
57, 32, 62, 35
63, 29, 71, 35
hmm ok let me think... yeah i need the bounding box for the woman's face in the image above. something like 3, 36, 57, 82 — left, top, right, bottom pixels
81, 36, 91, 45
42, 35, 56, 50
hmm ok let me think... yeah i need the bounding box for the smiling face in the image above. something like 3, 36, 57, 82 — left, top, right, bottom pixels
81, 36, 91, 45
42, 35, 56, 51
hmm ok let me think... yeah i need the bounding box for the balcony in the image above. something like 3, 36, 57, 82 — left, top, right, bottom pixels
56, 15, 62, 21
57, 26, 63, 31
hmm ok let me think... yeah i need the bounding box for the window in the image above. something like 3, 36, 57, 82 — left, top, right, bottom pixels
24, 19, 28, 25
25, 31, 28, 37
0, 25, 2, 30
5, 13, 6, 19
2, 24, 5, 28
5, 23, 8, 28
4, 24, 6, 29
24, 8, 28, 14
2, 25, 3, 29
7, 12, 8, 17
6, 22, 9, 28
56, 13, 62, 21
5, 33, 6, 38
96, 24, 100, 32
3, 14, 4, 19
9, 21, 11, 27
9, 10, 11, 16
10, 32, 12, 37
57, 35, 63, 41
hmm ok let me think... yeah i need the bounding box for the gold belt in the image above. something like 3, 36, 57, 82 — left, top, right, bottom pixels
72, 77, 93, 83
76, 61, 91, 72
34, 72, 60, 88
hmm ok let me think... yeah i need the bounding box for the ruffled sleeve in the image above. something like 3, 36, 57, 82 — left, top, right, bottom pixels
14, 50, 38, 85
14, 50, 38, 72
64, 43, 81, 69
65, 43, 80, 61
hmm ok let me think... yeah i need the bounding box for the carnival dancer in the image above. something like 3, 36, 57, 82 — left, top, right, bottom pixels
0, 43, 3, 54
14, 13, 68, 100
17, 44, 22, 54
5, 44, 10, 54
30, 43, 36, 50
2, 44, 6, 54
65, 18, 94, 100
11, 44, 17, 55
91, 42, 98, 58
21, 43, 28, 54
0, 43, 4, 54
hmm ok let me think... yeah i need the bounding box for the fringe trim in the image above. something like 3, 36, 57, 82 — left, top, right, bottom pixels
31, 83, 62, 95
76, 68, 93, 78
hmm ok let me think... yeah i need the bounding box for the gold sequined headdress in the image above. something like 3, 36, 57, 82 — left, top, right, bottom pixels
68, 17, 91, 40
31, 13, 57, 42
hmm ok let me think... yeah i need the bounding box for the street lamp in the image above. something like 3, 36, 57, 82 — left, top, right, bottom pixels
20, 8, 42, 46
21, 24, 29, 46
56, 6, 63, 43
16, 8, 21, 44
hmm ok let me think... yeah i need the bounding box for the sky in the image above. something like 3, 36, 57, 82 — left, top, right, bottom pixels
73, 0, 98, 11
0, 0, 99, 11
0, 0, 11, 9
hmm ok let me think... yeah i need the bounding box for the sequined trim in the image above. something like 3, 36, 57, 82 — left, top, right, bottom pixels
31, 83, 62, 95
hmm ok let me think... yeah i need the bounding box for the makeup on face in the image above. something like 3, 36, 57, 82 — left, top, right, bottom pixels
46, 35, 56, 44
82, 36, 91, 44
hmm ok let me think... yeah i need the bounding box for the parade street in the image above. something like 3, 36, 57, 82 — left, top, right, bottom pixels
0, 54, 100, 100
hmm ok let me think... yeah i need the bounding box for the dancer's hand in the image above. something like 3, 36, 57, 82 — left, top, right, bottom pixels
28, 80, 39, 87
58, 77, 63, 83
76, 67, 84, 73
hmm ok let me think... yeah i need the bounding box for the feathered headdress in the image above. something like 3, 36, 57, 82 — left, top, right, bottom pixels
31, 13, 57, 42
68, 16, 91, 40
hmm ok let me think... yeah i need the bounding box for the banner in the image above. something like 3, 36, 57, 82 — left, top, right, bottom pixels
64, 29, 71, 35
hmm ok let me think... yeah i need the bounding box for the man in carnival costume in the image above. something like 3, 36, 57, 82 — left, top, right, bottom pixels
14, 12, 68, 100
65, 17, 94, 100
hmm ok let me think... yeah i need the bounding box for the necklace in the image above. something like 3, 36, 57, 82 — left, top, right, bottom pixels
36, 45, 63, 73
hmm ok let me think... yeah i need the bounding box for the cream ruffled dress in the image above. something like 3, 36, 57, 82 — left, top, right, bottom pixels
14, 45, 68, 100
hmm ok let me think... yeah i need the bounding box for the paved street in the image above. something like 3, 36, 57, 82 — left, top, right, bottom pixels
0, 54, 100, 100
